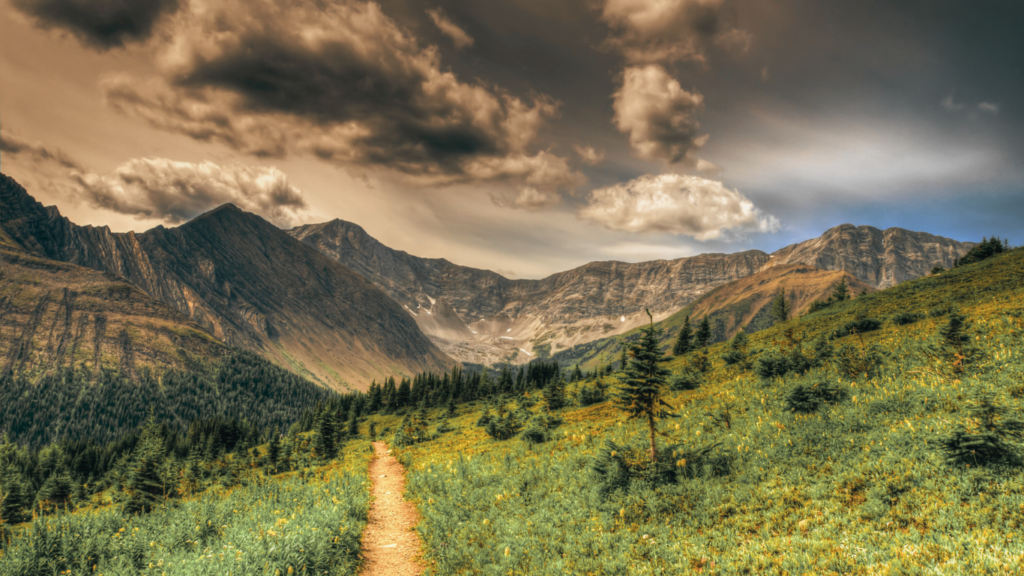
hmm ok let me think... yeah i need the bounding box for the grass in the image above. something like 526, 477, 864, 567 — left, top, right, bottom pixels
0, 441, 374, 576
389, 249, 1024, 575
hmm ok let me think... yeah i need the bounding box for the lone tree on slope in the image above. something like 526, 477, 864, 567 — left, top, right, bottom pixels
673, 315, 693, 356
616, 308, 676, 462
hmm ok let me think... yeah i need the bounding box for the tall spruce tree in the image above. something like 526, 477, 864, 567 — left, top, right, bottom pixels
124, 417, 166, 515
831, 277, 849, 303
543, 375, 567, 411
616, 309, 676, 462
620, 346, 629, 372
312, 409, 337, 461
695, 317, 712, 349
673, 315, 693, 356
771, 289, 790, 323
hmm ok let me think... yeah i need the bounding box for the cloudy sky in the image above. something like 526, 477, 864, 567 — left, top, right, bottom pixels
2, 0, 1021, 278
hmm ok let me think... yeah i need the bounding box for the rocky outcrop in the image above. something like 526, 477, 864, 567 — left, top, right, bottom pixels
291, 219, 974, 365
290, 219, 770, 364
1, 174, 453, 390
766, 224, 972, 288
0, 239, 228, 381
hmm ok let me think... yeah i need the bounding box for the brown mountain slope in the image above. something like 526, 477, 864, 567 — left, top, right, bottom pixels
0, 235, 227, 381
289, 219, 970, 365
0, 174, 453, 390
553, 265, 875, 370
765, 224, 970, 288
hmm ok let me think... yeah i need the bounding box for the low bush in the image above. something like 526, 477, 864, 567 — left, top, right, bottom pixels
785, 380, 849, 413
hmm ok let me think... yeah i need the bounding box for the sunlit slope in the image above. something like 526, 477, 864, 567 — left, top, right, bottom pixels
388, 248, 1024, 575
555, 264, 874, 370
0, 441, 373, 575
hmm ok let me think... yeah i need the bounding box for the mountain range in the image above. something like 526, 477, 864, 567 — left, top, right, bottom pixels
0, 174, 452, 390
1, 171, 974, 389
290, 218, 971, 365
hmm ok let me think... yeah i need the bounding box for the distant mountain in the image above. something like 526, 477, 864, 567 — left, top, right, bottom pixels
0, 174, 453, 390
291, 220, 973, 366
765, 224, 970, 288
290, 219, 770, 364
0, 224, 227, 380
552, 264, 876, 370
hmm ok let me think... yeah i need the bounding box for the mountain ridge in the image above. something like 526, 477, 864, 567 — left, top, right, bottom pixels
0, 174, 453, 390
289, 217, 972, 365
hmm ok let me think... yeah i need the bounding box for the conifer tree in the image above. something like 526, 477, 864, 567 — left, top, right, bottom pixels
771, 289, 790, 323
347, 406, 360, 437
0, 443, 29, 525
928, 311, 975, 374
543, 374, 567, 411
620, 346, 629, 372
673, 315, 693, 356
695, 317, 712, 349
124, 417, 166, 515
831, 277, 849, 303
266, 427, 281, 471
312, 409, 337, 461
616, 309, 676, 462
571, 364, 584, 382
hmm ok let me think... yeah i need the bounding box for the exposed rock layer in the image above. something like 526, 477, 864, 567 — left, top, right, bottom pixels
1, 174, 452, 390
290, 220, 973, 365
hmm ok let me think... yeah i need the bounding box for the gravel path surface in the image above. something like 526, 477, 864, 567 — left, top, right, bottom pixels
359, 442, 425, 576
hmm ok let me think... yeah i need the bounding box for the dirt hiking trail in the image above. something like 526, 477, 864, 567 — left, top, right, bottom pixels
359, 441, 425, 576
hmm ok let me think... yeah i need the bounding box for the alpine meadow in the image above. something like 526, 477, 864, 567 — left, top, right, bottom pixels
2, 0, 1024, 574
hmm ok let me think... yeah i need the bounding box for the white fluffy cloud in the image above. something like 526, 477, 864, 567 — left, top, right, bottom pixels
578, 173, 778, 239
72, 158, 309, 227
600, 0, 749, 65
613, 64, 707, 164
427, 8, 474, 49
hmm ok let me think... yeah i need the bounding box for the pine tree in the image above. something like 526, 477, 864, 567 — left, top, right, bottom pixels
673, 315, 693, 356
616, 310, 675, 462
695, 317, 712, 349
266, 427, 281, 472
543, 375, 567, 411
312, 409, 337, 461
928, 311, 975, 374
771, 289, 790, 323
620, 346, 629, 372
124, 417, 166, 515
347, 406, 360, 437
0, 453, 29, 525
831, 277, 849, 303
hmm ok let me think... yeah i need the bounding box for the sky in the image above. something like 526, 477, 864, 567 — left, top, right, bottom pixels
1, 0, 1021, 279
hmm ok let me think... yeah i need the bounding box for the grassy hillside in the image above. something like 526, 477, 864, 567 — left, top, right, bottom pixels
2, 247, 1020, 576
386, 248, 1024, 574
555, 265, 872, 372
0, 440, 373, 575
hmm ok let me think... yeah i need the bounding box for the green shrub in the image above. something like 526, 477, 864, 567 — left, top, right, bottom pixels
939, 394, 1024, 467
669, 368, 703, 391
785, 380, 849, 413
893, 312, 925, 325
831, 317, 883, 339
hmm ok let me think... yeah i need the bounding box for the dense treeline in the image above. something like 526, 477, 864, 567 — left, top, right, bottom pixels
0, 356, 575, 527
0, 351, 337, 448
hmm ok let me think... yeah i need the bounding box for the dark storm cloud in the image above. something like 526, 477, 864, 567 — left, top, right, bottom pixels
1, 129, 83, 170
11, 0, 179, 50
102, 0, 582, 192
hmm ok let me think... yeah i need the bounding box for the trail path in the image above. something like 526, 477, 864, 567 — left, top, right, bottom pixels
359, 441, 425, 576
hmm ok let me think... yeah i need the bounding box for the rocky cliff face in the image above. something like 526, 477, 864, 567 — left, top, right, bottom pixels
291, 219, 973, 366
766, 224, 972, 288
1, 174, 453, 390
290, 220, 770, 364
0, 230, 228, 381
